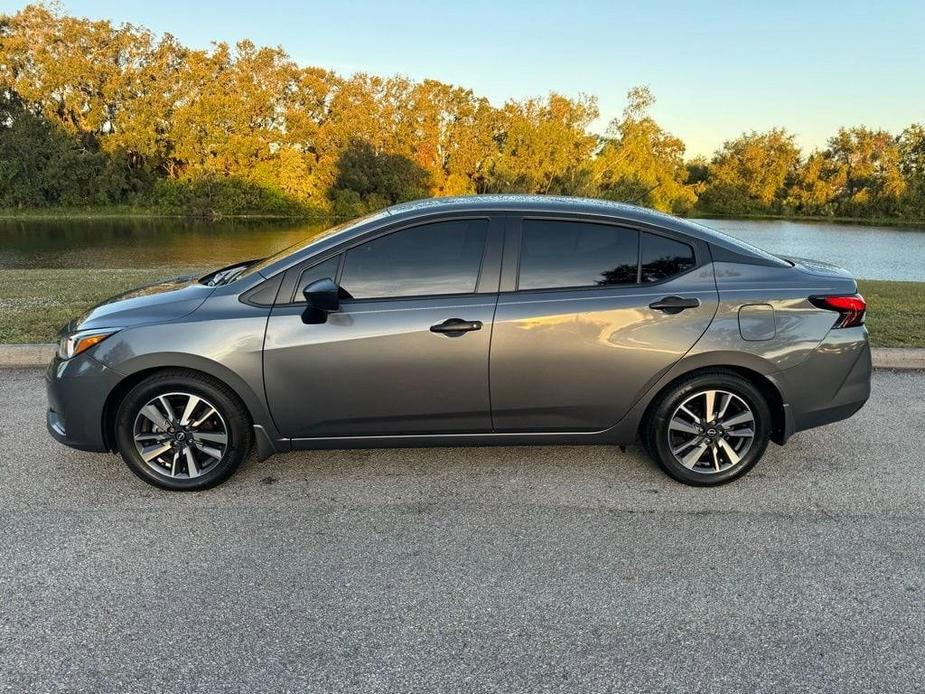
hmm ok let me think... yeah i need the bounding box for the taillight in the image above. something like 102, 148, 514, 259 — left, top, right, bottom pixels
809, 294, 866, 328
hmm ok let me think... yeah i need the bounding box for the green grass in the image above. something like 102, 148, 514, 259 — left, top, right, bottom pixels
0, 205, 166, 219
0, 267, 204, 343
857, 279, 925, 348
0, 269, 922, 347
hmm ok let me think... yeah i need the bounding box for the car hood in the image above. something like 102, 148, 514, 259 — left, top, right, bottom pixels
70, 274, 214, 333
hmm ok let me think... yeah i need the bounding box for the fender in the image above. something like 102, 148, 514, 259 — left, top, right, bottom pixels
117, 351, 276, 427
601, 349, 783, 444
95, 340, 287, 453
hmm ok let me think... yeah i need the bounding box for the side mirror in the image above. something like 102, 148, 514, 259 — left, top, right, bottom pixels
301, 277, 340, 324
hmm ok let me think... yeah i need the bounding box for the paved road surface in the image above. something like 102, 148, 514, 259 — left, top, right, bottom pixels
1, 369, 922, 693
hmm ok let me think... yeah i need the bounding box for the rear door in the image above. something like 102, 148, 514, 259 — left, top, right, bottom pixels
263, 215, 503, 438
490, 215, 718, 432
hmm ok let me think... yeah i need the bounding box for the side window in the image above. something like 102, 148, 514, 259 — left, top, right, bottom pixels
640, 232, 695, 283
340, 219, 488, 299
518, 219, 638, 290
294, 255, 341, 302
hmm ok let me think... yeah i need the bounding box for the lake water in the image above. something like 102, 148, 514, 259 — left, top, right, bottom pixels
0, 216, 922, 281
692, 218, 925, 282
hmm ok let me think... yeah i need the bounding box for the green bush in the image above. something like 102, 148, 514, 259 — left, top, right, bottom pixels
151, 177, 309, 217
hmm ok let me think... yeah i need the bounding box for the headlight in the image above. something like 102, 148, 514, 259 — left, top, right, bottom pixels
57, 329, 119, 360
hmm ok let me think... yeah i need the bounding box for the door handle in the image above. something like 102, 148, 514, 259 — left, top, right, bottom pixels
648, 296, 701, 314
430, 318, 483, 336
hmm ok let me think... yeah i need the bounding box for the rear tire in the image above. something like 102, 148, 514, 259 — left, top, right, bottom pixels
643, 371, 770, 486
115, 370, 252, 491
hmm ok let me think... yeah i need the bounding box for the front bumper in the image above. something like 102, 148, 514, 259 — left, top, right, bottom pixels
45, 353, 123, 452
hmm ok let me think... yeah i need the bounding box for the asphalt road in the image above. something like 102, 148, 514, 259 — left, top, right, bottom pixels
1, 369, 922, 693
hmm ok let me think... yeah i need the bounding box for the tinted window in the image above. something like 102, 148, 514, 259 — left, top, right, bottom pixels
295, 255, 341, 301
640, 233, 695, 283
340, 219, 488, 299
518, 220, 638, 290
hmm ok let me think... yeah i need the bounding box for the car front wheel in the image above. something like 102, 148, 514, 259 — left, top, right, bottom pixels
644, 371, 771, 486
115, 370, 252, 491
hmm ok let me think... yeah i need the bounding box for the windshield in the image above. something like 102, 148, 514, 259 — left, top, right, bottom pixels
233, 209, 394, 281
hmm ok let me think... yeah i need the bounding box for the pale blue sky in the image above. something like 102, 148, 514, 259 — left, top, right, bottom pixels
5, 0, 924, 156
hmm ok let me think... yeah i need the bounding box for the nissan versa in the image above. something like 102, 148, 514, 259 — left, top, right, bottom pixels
46, 196, 871, 490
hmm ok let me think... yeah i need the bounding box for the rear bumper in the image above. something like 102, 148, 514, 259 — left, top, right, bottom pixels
773, 326, 872, 441
45, 353, 122, 452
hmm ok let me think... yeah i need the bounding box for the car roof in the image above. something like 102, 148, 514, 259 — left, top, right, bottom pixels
383, 195, 725, 244
251, 195, 786, 279
386, 194, 683, 225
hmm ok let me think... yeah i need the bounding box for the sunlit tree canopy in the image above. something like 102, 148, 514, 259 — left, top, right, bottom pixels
0, 4, 922, 219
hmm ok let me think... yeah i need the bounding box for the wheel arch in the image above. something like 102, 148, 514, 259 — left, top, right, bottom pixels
100, 355, 273, 452
637, 357, 787, 446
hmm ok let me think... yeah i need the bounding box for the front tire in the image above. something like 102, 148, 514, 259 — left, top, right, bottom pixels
644, 371, 771, 486
115, 370, 252, 491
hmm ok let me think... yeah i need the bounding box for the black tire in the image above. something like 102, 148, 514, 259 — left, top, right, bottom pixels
115, 369, 252, 491
643, 371, 771, 486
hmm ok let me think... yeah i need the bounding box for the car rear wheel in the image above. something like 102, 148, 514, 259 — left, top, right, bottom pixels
644, 371, 771, 486
115, 370, 252, 491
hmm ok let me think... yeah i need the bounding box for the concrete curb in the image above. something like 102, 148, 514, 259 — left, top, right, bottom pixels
0, 344, 56, 368
2, 343, 924, 371
870, 348, 925, 370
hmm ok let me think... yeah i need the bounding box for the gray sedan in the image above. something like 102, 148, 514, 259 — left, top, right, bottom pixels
46, 196, 871, 490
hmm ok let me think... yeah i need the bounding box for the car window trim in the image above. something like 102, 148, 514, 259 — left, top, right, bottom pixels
499, 263, 708, 298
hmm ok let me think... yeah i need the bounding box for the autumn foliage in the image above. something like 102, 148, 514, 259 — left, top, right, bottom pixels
1, 5, 923, 219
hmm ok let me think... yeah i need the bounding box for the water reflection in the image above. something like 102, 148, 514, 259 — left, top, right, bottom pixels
694, 218, 925, 282
0, 217, 332, 269
0, 216, 922, 281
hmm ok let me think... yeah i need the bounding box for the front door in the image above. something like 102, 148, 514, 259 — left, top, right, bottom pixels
263, 216, 502, 438
490, 216, 719, 432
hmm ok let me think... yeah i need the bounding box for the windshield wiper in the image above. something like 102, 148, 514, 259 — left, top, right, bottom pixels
199, 258, 263, 287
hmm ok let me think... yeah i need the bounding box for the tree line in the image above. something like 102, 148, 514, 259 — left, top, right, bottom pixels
1, 4, 924, 220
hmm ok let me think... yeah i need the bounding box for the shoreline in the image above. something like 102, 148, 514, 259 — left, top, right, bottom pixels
689, 212, 925, 229
0, 209, 332, 222
1, 206, 924, 229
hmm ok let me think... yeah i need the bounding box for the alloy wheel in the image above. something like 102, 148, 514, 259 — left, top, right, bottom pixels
132, 392, 229, 479
666, 389, 755, 474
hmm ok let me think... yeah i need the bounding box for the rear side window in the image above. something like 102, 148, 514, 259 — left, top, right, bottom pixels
640, 233, 695, 283
340, 219, 489, 299
518, 220, 638, 290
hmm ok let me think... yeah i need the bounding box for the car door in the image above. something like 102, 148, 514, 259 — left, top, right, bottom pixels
263, 215, 503, 439
490, 215, 719, 432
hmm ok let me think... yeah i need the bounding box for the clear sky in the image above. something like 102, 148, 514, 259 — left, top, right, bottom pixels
5, 0, 923, 156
